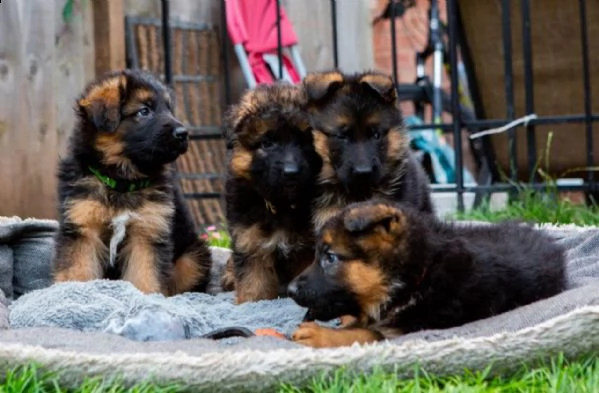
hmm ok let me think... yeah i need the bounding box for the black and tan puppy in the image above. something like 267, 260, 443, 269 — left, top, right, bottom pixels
288, 200, 566, 348
222, 83, 323, 303
52, 69, 212, 296
303, 70, 434, 231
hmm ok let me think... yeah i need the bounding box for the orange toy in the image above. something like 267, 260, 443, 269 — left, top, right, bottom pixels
254, 328, 287, 339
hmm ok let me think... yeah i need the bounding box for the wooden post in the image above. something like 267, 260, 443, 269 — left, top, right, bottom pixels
93, 0, 126, 77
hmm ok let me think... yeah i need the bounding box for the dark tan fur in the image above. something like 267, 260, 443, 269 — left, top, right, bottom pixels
302, 70, 433, 233
223, 83, 322, 303
289, 200, 566, 348
53, 69, 212, 296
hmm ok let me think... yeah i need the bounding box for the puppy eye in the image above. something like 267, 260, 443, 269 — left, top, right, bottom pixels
136, 107, 151, 118
325, 251, 339, 264
260, 139, 274, 149
372, 130, 381, 140
336, 133, 347, 140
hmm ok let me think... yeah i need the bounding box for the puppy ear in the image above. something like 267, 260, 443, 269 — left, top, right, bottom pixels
359, 72, 397, 103
303, 71, 344, 102
221, 106, 239, 143
343, 203, 405, 236
84, 100, 121, 133
78, 77, 124, 133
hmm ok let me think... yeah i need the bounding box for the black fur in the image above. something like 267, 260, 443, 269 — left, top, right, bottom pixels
72, 70, 188, 176
53, 69, 211, 295
289, 200, 566, 334
223, 83, 323, 301
304, 70, 434, 231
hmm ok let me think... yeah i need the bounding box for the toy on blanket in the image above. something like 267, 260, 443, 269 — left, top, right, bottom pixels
201, 326, 287, 340
254, 328, 288, 339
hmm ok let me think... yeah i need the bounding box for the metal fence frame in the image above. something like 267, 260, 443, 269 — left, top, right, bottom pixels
127, 10, 225, 205
158, 0, 597, 214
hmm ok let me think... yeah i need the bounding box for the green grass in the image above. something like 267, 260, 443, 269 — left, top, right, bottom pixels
282, 355, 599, 393
457, 189, 599, 226
0, 364, 182, 393
3, 355, 598, 392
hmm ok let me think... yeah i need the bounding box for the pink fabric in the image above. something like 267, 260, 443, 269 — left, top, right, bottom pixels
226, 0, 302, 84
225, 0, 248, 45
249, 53, 301, 85
226, 0, 298, 52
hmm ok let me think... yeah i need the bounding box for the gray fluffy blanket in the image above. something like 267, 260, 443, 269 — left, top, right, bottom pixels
1, 215, 599, 391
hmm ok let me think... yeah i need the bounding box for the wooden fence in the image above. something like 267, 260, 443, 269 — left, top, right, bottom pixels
0, 0, 373, 221
0, 0, 124, 219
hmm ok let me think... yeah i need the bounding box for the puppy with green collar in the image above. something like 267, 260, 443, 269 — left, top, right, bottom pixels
52, 69, 212, 296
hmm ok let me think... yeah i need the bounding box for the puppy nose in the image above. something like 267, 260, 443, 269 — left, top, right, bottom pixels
172, 126, 188, 140
283, 150, 299, 176
283, 161, 299, 176
353, 164, 373, 175
287, 280, 299, 297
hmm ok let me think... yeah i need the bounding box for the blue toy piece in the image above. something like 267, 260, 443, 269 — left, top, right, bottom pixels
405, 115, 476, 185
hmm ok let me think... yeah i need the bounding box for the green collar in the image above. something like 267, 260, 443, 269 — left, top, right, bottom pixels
88, 166, 152, 193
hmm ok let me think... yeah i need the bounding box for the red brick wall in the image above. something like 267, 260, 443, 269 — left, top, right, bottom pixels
370, 0, 480, 176
372, 0, 449, 119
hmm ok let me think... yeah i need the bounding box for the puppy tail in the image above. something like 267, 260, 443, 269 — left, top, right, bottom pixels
168, 240, 213, 296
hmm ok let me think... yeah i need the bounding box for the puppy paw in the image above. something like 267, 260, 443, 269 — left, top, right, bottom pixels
338, 315, 358, 327
291, 322, 335, 348
292, 322, 383, 348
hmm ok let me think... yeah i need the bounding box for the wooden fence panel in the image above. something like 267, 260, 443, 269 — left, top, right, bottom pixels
0, 0, 40, 218
0, 0, 95, 219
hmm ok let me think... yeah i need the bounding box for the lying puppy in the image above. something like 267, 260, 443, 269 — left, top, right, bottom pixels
222, 83, 323, 303
52, 69, 212, 296
303, 70, 434, 232
288, 200, 566, 348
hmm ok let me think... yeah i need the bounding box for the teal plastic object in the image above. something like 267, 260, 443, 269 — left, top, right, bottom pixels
405, 115, 476, 185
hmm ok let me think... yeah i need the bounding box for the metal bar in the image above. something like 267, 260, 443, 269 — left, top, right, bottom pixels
404, 113, 599, 131
521, 0, 536, 180
275, 0, 283, 80
290, 46, 307, 78
330, 0, 339, 68
389, 0, 399, 92
501, 0, 517, 184
177, 173, 224, 181
429, 183, 590, 193
579, 0, 594, 194
446, 0, 463, 212
160, 0, 173, 87
453, 2, 497, 207
188, 125, 222, 132
183, 192, 223, 199
180, 30, 194, 124
234, 44, 258, 88
172, 75, 217, 83
127, 16, 210, 30
220, 0, 231, 105
189, 134, 225, 141
430, 0, 444, 125
124, 17, 139, 68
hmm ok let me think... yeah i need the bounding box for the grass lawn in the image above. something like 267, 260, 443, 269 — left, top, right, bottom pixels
2, 191, 597, 392
2, 355, 598, 393
456, 189, 599, 226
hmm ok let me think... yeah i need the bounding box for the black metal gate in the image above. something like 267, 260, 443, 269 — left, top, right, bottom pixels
152, 0, 598, 225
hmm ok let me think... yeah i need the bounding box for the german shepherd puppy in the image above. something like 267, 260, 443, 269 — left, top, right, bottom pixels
52, 69, 212, 296
303, 70, 434, 232
222, 83, 323, 303
288, 200, 566, 348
